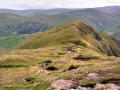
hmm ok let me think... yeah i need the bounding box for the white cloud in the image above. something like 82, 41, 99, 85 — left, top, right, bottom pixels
0, 0, 120, 9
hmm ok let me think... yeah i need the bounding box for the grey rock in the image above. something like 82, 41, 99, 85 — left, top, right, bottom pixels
51, 79, 76, 90
94, 83, 120, 90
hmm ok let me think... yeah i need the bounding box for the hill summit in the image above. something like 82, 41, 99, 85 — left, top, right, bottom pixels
20, 20, 120, 56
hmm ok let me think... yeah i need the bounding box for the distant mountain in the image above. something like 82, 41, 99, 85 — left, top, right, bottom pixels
97, 6, 120, 13
0, 13, 53, 36
29, 8, 119, 32
0, 8, 73, 16
104, 23, 120, 38
0, 7, 120, 38
19, 20, 120, 56
96, 6, 120, 38
60, 8, 119, 31
28, 8, 120, 38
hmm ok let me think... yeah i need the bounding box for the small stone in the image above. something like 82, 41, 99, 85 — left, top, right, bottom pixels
84, 73, 100, 80
54, 53, 58, 56
87, 73, 98, 77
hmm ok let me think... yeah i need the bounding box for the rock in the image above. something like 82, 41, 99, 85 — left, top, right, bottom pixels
78, 73, 101, 85
68, 51, 72, 54
51, 80, 76, 90
77, 86, 91, 90
87, 73, 98, 77
83, 73, 100, 80
105, 84, 120, 90
35, 69, 43, 75
52, 77, 57, 82
103, 67, 112, 72
94, 83, 120, 90
54, 53, 58, 56
94, 83, 105, 89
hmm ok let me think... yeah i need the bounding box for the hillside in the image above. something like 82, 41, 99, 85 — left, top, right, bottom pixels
61, 8, 119, 31
0, 9, 76, 16
30, 8, 119, 32
104, 24, 120, 38
0, 13, 52, 36
0, 21, 120, 89
0, 8, 120, 38
97, 6, 120, 13
20, 20, 120, 57
0, 35, 29, 52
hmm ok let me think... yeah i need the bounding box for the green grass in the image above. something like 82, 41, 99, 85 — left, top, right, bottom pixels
83, 54, 99, 59
0, 35, 29, 52
0, 64, 27, 68
19, 21, 120, 56
32, 82, 51, 90
1, 81, 51, 90
0, 20, 120, 90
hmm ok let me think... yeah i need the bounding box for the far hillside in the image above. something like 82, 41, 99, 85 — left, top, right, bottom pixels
0, 6, 120, 38
0, 13, 52, 36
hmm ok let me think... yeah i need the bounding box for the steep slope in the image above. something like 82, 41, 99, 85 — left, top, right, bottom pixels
19, 20, 120, 56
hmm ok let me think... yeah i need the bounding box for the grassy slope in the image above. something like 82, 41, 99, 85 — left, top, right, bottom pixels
0, 35, 29, 52
0, 45, 119, 90
0, 21, 120, 89
19, 20, 120, 56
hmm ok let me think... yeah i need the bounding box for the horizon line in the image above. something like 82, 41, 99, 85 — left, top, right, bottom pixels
0, 5, 120, 10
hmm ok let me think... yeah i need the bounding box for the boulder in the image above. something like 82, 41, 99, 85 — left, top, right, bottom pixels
51, 79, 76, 90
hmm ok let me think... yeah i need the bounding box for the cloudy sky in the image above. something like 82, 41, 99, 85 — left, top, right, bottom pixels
0, 0, 120, 10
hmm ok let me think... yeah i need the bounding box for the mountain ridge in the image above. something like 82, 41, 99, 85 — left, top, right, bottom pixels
19, 20, 120, 56
0, 6, 120, 38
